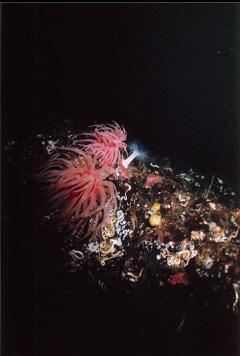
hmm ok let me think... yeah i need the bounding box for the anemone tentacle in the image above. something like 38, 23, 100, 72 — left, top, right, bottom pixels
74, 122, 127, 168
37, 147, 117, 240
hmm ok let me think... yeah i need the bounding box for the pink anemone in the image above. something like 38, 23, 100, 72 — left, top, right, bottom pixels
37, 147, 117, 240
74, 122, 127, 168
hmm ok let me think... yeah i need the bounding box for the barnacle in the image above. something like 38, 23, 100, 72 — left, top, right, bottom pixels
75, 122, 127, 168
37, 147, 117, 240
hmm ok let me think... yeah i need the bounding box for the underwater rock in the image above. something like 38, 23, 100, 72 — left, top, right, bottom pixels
36, 122, 240, 313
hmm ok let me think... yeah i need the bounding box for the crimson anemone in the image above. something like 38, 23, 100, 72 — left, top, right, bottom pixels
38, 147, 117, 239
75, 122, 127, 168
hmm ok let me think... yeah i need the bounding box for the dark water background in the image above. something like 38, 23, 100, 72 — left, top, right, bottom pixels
2, 4, 240, 356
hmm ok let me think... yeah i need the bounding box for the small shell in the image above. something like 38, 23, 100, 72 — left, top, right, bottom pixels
151, 202, 161, 213
149, 214, 162, 227
191, 230, 205, 241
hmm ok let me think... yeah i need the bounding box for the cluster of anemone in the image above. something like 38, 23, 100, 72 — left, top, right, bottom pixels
37, 123, 127, 240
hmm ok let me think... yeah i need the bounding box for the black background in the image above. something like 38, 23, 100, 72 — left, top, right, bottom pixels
2, 4, 240, 356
